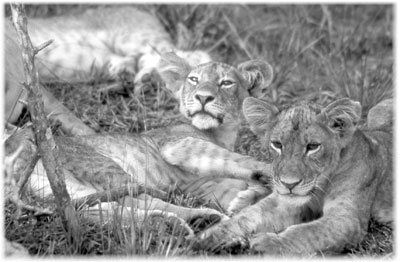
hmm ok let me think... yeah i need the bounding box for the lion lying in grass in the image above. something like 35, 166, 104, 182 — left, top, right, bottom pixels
5, 52, 273, 231
198, 97, 392, 256
25, 6, 211, 92
5, 6, 210, 135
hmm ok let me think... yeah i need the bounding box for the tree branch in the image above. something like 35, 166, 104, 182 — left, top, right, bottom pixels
34, 39, 54, 54
10, 3, 80, 242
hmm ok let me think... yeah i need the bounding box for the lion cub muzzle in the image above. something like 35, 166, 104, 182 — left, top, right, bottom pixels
279, 177, 303, 191
194, 90, 215, 107
275, 175, 315, 197
188, 82, 225, 129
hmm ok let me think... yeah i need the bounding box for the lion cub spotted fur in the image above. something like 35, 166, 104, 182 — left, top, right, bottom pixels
25, 6, 211, 92
5, 22, 94, 136
5, 6, 210, 134
199, 97, 392, 255
6, 53, 273, 223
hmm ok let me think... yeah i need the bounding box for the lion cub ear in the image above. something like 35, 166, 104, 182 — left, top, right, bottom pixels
159, 52, 192, 97
238, 60, 273, 98
243, 97, 279, 137
320, 98, 362, 139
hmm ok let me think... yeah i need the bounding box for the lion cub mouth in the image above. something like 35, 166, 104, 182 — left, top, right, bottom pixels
277, 192, 312, 205
276, 185, 312, 197
190, 111, 223, 129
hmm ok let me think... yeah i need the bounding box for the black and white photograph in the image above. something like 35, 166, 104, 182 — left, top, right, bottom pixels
2, 1, 393, 258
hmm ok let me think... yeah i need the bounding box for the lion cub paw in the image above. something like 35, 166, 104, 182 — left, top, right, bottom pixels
134, 68, 162, 94
227, 190, 256, 216
227, 185, 271, 216
250, 233, 298, 256
107, 55, 136, 79
195, 222, 249, 252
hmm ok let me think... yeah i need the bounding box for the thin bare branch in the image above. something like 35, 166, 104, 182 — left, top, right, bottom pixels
10, 3, 80, 241
34, 39, 54, 54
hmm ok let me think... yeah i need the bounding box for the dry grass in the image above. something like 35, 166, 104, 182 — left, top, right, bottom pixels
5, 3, 393, 258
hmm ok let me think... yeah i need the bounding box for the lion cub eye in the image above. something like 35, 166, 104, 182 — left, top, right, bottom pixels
220, 80, 235, 88
270, 141, 283, 153
306, 143, 321, 154
187, 76, 199, 85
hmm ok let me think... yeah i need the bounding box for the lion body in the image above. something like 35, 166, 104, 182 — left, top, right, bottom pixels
5, 21, 94, 135
4, 22, 25, 124
6, 54, 273, 217
26, 6, 211, 88
4, 6, 209, 133
200, 98, 392, 255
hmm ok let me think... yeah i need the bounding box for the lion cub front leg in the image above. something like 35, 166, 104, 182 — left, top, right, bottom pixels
161, 137, 271, 180
250, 198, 368, 256
197, 192, 303, 250
227, 184, 271, 216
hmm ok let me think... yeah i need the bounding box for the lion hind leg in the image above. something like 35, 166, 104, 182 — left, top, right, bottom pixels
120, 195, 228, 222
40, 87, 95, 136
81, 201, 195, 237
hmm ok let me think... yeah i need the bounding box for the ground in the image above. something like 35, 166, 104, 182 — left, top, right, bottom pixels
5, 4, 393, 258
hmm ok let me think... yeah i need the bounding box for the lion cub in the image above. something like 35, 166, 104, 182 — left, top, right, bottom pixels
198, 97, 392, 256
25, 6, 211, 92
6, 53, 273, 224
5, 6, 209, 134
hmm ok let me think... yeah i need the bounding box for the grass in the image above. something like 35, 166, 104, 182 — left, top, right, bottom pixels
5, 3, 393, 258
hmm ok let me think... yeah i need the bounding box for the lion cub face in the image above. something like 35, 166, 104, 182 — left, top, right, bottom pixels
181, 62, 249, 129
243, 98, 362, 201
159, 52, 273, 130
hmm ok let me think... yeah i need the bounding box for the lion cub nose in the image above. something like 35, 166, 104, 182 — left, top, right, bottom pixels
280, 178, 302, 190
195, 94, 215, 106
